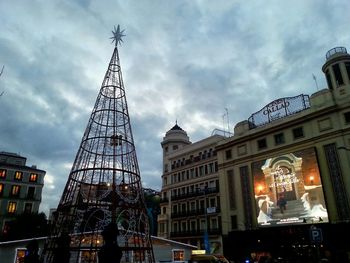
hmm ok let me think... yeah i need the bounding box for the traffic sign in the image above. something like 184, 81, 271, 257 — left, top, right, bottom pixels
310, 227, 323, 243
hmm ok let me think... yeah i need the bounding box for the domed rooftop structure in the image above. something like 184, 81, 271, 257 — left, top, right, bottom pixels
161, 122, 191, 150
169, 123, 184, 131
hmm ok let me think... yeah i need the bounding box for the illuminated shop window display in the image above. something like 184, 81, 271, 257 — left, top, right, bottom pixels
252, 147, 328, 227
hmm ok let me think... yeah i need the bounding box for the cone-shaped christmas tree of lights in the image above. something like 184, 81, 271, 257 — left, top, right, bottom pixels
42, 26, 155, 263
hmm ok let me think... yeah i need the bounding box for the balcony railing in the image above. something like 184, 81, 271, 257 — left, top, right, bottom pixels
160, 197, 169, 203
171, 207, 220, 218
171, 186, 219, 201
326, 47, 347, 60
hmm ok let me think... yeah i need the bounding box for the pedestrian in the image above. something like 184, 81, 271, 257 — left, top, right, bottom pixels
277, 194, 287, 213
52, 232, 71, 263
24, 239, 40, 263
98, 223, 123, 263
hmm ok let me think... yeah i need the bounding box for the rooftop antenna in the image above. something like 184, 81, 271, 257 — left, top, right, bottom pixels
225, 108, 230, 135
222, 113, 226, 137
312, 74, 319, 91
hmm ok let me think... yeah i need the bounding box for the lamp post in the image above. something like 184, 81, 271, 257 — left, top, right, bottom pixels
203, 186, 210, 254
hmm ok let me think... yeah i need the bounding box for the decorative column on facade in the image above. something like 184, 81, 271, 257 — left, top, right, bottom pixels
41, 26, 155, 263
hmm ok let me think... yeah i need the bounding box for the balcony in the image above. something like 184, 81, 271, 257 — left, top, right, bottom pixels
160, 197, 169, 203
326, 47, 348, 60
157, 214, 168, 221
171, 186, 219, 201
171, 207, 220, 219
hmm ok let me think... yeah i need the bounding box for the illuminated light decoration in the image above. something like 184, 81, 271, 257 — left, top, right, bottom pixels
257, 185, 264, 194
309, 175, 315, 184
41, 26, 155, 263
248, 94, 310, 129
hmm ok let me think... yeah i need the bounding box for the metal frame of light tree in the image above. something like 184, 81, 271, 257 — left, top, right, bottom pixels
42, 26, 155, 263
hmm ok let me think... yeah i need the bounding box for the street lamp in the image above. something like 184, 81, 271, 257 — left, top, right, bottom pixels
196, 186, 210, 254
202, 186, 210, 254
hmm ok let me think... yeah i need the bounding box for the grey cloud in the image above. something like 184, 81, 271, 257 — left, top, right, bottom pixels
1, 0, 350, 215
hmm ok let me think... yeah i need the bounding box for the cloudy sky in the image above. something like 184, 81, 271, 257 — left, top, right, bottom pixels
1, 0, 349, 215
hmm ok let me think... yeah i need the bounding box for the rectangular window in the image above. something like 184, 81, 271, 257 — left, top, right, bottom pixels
27, 187, 35, 199
181, 222, 186, 232
24, 203, 33, 213
333, 64, 344, 86
292, 127, 304, 139
0, 169, 6, 179
231, 215, 238, 230
344, 112, 350, 124
208, 163, 214, 174
211, 218, 218, 229
274, 133, 285, 145
240, 166, 253, 229
29, 173, 38, 182
15, 171, 23, 181
227, 170, 236, 209
225, 149, 232, 159
346, 62, 350, 83
326, 70, 333, 90
8, 202, 17, 214
190, 221, 196, 231
0, 183, 3, 196
199, 166, 204, 176
257, 138, 267, 150
11, 185, 20, 197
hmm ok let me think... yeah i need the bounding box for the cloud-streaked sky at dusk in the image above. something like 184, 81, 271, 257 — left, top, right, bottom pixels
1, 0, 350, 215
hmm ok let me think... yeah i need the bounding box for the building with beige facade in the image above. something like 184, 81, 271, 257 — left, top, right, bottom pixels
157, 124, 227, 254
158, 47, 350, 261
216, 47, 350, 262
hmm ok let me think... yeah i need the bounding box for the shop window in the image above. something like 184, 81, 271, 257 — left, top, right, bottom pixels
0, 169, 6, 179
0, 183, 3, 196
274, 133, 285, 145
15, 171, 23, 181
29, 173, 38, 182
293, 127, 304, 139
257, 138, 267, 150
8, 202, 17, 214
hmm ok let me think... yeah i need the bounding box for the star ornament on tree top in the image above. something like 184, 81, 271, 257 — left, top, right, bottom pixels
110, 25, 126, 46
